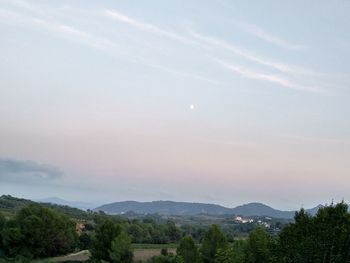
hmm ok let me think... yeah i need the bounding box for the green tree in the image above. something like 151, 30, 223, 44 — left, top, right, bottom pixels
1, 220, 23, 257
79, 232, 92, 250
276, 202, 350, 263
1, 204, 77, 258
215, 247, 235, 263
128, 223, 146, 243
0, 213, 5, 230
109, 232, 133, 263
90, 219, 121, 261
200, 225, 227, 263
177, 236, 200, 263
165, 221, 181, 243
0, 213, 5, 255
245, 227, 272, 263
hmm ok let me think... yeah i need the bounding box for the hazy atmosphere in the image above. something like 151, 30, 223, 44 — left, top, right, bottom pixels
1, 0, 350, 210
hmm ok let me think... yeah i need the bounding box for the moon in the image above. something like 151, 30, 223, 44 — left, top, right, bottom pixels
190, 104, 195, 110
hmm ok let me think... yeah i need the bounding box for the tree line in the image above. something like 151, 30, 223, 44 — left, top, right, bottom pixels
147, 202, 350, 263
1, 202, 350, 262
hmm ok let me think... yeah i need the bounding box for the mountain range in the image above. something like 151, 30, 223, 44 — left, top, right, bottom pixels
94, 200, 323, 219
0, 195, 329, 219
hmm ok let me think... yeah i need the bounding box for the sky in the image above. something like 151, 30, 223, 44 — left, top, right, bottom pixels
0, 0, 350, 210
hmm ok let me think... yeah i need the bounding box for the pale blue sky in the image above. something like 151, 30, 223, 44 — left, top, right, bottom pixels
0, 0, 349, 209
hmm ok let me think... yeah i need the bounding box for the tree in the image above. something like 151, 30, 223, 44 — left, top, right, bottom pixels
245, 227, 272, 263
128, 223, 144, 243
165, 221, 181, 243
1, 204, 77, 258
200, 225, 227, 263
276, 202, 350, 263
1, 220, 23, 257
0, 213, 5, 230
177, 236, 200, 263
215, 247, 235, 263
0, 213, 5, 255
109, 232, 133, 263
90, 219, 121, 261
79, 232, 92, 250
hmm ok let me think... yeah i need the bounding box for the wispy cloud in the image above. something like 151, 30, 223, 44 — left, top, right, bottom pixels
216, 0, 305, 50
103, 9, 321, 90
0, 7, 220, 85
135, 57, 222, 85
0, 2, 328, 93
0, 9, 114, 51
104, 9, 194, 45
190, 30, 296, 74
216, 58, 323, 93
56, 24, 115, 51
239, 23, 305, 50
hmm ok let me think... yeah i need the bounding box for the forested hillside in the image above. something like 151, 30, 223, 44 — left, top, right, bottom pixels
0, 195, 91, 220
1, 196, 350, 262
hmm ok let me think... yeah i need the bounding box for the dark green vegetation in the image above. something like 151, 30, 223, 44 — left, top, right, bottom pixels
0, 195, 91, 220
147, 204, 350, 263
90, 219, 133, 263
1, 195, 350, 262
0, 204, 77, 259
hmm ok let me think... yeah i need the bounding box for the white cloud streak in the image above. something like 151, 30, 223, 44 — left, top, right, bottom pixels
0, 3, 328, 93
104, 9, 194, 45
216, 58, 323, 93
216, 0, 305, 50
104, 9, 304, 75
0, 9, 114, 51
103, 9, 325, 92
0, 7, 220, 85
240, 23, 305, 50
190, 30, 298, 74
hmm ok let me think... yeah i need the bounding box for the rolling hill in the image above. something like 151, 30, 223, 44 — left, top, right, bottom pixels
0, 194, 324, 219
0, 195, 90, 219
94, 200, 232, 216
94, 200, 322, 219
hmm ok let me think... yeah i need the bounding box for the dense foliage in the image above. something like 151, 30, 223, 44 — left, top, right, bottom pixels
0, 195, 91, 220
1, 198, 350, 263
276, 202, 350, 262
90, 219, 121, 261
109, 232, 133, 263
0, 204, 77, 259
126, 219, 181, 244
200, 225, 227, 263
146, 203, 350, 263
176, 236, 200, 263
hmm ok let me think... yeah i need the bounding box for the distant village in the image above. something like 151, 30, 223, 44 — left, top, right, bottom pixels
234, 216, 275, 229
